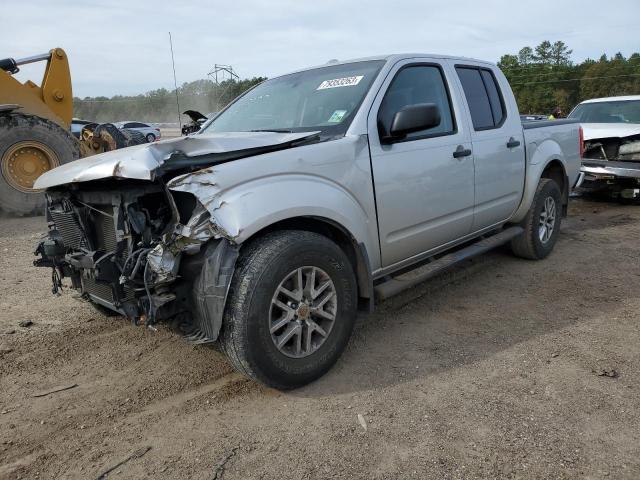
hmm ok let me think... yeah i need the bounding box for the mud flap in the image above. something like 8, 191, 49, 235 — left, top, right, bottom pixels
186, 239, 239, 343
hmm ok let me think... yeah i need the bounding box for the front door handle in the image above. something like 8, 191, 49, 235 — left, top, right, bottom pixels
453, 145, 472, 158
507, 137, 521, 149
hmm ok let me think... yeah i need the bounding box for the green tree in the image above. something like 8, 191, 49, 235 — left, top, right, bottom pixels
499, 41, 640, 114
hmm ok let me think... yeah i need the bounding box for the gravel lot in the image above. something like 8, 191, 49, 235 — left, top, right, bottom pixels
1, 198, 639, 479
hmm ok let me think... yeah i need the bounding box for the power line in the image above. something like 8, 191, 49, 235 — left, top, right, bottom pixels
511, 73, 640, 86
505, 63, 640, 80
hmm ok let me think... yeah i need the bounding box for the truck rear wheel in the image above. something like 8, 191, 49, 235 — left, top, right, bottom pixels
510, 178, 562, 260
0, 113, 79, 216
220, 230, 357, 389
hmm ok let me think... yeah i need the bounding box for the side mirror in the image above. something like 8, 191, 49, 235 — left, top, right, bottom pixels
386, 103, 441, 142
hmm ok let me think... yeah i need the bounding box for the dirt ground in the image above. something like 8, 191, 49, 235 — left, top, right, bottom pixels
1, 197, 639, 479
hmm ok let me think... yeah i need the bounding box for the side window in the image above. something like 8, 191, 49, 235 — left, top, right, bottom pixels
481, 70, 504, 126
455, 66, 505, 130
378, 65, 455, 141
123, 122, 136, 129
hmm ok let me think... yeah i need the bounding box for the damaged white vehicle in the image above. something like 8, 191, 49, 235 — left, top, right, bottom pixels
569, 95, 640, 200
34, 54, 580, 389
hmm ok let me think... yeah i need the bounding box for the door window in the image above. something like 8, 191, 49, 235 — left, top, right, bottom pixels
455, 66, 506, 130
378, 65, 456, 141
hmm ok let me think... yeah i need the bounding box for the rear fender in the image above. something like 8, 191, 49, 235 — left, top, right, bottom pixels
511, 139, 567, 223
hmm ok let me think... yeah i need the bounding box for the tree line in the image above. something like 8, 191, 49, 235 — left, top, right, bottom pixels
74, 41, 640, 123
73, 76, 266, 124
499, 40, 640, 115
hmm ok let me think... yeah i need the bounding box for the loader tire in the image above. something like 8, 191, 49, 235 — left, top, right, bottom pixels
510, 178, 562, 260
219, 230, 357, 390
0, 113, 79, 216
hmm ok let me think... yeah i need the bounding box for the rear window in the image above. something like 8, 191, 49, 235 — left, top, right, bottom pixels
456, 66, 505, 130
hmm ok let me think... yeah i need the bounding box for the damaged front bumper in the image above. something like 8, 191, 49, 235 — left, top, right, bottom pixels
33, 181, 238, 343
579, 134, 640, 197
581, 159, 640, 180
579, 159, 640, 198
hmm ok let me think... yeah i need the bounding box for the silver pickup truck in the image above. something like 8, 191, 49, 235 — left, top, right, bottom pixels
33, 54, 581, 389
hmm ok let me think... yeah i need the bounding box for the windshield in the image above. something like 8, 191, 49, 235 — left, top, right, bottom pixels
202, 60, 385, 137
569, 100, 640, 124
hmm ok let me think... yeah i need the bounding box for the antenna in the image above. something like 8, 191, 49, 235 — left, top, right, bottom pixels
168, 32, 182, 130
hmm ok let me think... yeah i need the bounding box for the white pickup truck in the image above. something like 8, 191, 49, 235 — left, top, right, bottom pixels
34, 54, 581, 389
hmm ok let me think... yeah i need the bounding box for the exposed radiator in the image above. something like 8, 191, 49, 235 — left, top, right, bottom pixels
82, 276, 115, 302
82, 276, 135, 304
49, 208, 88, 250
92, 206, 118, 253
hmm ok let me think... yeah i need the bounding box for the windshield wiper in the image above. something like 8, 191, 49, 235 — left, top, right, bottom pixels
250, 128, 293, 133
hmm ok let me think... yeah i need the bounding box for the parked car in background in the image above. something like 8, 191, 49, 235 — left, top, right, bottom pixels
114, 121, 161, 142
34, 54, 581, 389
181, 110, 218, 135
568, 95, 640, 200
181, 110, 208, 135
520, 114, 548, 121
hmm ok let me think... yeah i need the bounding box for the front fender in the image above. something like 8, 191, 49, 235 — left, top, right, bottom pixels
168, 170, 377, 261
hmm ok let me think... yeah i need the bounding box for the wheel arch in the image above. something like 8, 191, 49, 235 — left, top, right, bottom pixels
540, 159, 569, 216
511, 156, 569, 223
242, 215, 374, 312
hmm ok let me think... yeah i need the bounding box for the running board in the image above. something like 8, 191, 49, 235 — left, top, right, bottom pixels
374, 226, 524, 301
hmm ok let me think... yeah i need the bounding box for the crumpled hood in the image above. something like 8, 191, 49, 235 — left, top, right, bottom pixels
34, 131, 319, 189
581, 123, 640, 141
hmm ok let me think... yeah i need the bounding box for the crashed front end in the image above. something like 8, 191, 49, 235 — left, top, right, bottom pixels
31, 131, 319, 341
34, 179, 237, 342
581, 133, 640, 200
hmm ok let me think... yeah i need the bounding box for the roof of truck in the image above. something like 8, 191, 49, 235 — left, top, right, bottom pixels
288, 53, 495, 75
580, 95, 640, 104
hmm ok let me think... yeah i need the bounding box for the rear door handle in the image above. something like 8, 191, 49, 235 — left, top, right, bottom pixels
507, 137, 521, 149
453, 145, 472, 158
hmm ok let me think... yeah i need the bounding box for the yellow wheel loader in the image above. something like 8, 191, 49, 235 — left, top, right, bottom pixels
0, 48, 146, 215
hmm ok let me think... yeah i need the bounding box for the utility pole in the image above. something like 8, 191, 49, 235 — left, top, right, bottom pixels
207, 64, 239, 111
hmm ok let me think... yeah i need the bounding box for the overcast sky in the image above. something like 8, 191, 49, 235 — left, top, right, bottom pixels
2, 0, 638, 98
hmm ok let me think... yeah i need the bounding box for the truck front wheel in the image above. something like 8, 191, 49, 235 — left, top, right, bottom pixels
510, 178, 562, 260
219, 230, 357, 389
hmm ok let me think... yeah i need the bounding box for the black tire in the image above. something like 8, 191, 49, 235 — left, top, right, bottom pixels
0, 113, 79, 216
220, 230, 357, 390
510, 178, 562, 260
145, 133, 156, 143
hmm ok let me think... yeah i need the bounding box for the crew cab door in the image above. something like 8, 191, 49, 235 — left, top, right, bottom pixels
368, 60, 474, 268
450, 63, 525, 230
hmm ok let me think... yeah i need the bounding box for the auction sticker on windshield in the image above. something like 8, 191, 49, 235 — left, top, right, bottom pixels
328, 110, 348, 123
317, 75, 364, 90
